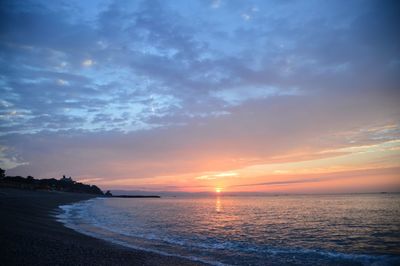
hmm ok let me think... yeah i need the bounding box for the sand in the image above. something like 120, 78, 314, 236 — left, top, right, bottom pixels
0, 188, 206, 266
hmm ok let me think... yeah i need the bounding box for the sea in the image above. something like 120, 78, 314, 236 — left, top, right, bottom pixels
56, 194, 400, 265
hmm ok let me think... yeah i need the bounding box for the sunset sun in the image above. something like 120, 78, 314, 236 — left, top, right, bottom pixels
215, 188, 222, 193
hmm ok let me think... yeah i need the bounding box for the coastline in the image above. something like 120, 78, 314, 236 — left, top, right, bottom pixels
0, 188, 206, 266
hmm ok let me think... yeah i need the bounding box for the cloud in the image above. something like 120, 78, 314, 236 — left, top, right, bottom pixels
211, 86, 300, 106
0, 0, 399, 191
196, 171, 239, 180
0, 146, 28, 169
82, 59, 94, 67
229, 167, 400, 188
56, 79, 69, 86
210, 0, 221, 9
241, 13, 251, 21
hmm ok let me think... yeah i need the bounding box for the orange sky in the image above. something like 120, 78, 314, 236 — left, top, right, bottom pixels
78, 138, 400, 193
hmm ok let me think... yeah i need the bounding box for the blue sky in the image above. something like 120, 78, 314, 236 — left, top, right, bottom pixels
0, 0, 399, 192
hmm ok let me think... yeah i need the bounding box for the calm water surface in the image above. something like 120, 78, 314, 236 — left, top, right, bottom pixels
57, 194, 400, 265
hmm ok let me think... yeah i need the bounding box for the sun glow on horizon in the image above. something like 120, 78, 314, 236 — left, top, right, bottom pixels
215, 188, 222, 193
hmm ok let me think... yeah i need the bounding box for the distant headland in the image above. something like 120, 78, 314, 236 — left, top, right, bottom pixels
0, 168, 160, 198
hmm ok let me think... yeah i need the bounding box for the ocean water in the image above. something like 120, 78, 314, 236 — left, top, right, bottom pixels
56, 194, 400, 265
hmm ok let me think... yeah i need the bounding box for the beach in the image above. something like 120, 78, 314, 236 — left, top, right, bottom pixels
0, 188, 205, 266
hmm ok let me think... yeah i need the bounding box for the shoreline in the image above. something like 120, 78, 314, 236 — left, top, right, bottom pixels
0, 188, 206, 266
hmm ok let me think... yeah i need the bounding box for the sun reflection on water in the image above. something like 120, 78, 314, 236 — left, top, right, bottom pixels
215, 197, 222, 213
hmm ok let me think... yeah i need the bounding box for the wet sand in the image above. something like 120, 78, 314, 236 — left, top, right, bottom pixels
0, 188, 205, 266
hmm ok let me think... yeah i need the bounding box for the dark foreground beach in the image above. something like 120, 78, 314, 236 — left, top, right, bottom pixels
0, 188, 205, 266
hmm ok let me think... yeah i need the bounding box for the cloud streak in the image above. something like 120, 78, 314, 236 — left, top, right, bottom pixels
229, 167, 400, 188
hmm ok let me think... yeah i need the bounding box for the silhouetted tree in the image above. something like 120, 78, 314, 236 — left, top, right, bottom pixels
26, 176, 34, 184
105, 190, 113, 197
0, 174, 104, 195
0, 168, 5, 178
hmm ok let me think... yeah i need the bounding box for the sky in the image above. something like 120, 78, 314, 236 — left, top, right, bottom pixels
0, 0, 399, 193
